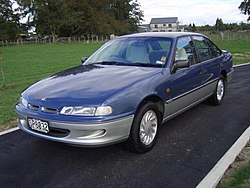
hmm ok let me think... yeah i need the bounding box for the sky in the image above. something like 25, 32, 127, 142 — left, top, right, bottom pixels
139, 0, 248, 26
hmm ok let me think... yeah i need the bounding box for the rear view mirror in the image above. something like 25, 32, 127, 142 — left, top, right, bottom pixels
172, 60, 189, 73
81, 57, 88, 64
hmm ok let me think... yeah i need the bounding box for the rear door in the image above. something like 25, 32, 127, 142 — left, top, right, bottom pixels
192, 36, 222, 96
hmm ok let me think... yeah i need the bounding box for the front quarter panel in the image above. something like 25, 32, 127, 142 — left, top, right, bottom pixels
103, 68, 171, 118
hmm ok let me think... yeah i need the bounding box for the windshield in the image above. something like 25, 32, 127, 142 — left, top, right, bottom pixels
84, 37, 172, 67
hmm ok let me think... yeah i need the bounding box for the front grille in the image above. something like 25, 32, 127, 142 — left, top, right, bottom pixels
28, 104, 39, 111
41, 107, 58, 114
28, 103, 58, 114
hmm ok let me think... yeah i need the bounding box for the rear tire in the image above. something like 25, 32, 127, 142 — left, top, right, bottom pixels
209, 76, 226, 106
126, 102, 160, 153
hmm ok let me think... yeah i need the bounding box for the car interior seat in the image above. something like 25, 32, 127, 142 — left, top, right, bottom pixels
126, 42, 150, 63
149, 50, 168, 64
175, 48, 188, 61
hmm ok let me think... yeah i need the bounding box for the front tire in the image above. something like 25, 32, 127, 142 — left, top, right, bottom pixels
126, 102, 160, 153
209, 76, 226, 106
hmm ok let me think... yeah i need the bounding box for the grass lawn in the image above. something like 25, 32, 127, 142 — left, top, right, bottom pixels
218, 141, 250, 188
214, 40, 250, 65
0, 42, 103, 130
0, 39, 250, 130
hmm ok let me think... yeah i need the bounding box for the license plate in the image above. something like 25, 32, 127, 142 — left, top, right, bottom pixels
28, 118, 49, 133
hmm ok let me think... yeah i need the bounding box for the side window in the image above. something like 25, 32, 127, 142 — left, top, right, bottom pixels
193, 36, 213, 62
148, 39, 172, 64
206, 39, 222, 58
175, 37, 197, 65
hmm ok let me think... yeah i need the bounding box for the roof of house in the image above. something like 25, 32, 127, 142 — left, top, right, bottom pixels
150, 17, 178, 24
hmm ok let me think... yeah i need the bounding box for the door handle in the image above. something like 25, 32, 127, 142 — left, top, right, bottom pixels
199, 68, 207, 75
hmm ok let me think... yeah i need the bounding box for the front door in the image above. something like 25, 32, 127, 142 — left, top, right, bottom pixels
169, 36, 204, 116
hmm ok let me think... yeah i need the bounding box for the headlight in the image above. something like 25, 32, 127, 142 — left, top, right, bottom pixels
60, 106, 112, 116
95, 106, 112, 116
19, 97, 28, 107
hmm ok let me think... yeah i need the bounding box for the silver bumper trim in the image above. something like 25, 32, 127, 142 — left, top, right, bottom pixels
16, 111, 134, 147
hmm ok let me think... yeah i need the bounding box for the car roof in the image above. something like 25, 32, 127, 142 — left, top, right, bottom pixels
118, 32, 206, 39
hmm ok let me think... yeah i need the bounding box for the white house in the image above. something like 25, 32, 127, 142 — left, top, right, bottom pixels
150, 17, 180, 32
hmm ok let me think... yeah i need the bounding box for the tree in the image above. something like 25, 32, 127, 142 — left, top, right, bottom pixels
215, 18, 226, 31
192, 23, 196, 32
0, 0, 19, 40
64, 0, 143, 36
239, 0, 250, 21
198, 24, 214, 32
187, 23, 196, 32
17, 0, 73, 42
187, 23, 192, 32
17, 0, 144, 40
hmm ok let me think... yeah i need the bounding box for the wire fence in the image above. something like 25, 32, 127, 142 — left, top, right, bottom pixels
200, 30, 250, 41
0, 35, 111, 47
1, 31, 250, 47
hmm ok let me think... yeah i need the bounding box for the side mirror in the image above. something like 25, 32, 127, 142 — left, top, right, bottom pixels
81, 57, 88, 64
172, 60, 190, 73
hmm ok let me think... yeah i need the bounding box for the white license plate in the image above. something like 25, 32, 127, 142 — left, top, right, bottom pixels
28, 118, 49, 133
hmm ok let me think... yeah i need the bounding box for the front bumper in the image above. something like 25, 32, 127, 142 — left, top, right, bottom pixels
16, 110, 134, 147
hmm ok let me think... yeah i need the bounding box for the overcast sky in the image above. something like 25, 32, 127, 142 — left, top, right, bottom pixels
139, 0, 248, 26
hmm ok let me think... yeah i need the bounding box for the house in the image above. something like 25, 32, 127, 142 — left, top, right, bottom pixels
150, 17, 180, 32
138, 24, 150, 32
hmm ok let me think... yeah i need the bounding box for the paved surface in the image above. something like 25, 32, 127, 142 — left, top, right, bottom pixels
1, 65, 250, 188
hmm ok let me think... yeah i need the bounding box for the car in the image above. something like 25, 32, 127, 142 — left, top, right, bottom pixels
15, 32, 234, 153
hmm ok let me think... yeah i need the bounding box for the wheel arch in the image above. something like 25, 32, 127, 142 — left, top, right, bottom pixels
220, 70, 227, 90
136, 95, 164, 123
220, 70, 227, 80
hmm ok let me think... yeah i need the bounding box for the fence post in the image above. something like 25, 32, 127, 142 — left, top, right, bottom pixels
220, 32, 224, 40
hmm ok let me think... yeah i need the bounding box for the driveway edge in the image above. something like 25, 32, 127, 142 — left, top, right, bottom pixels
0, 127, 19, 136
196, 125, 250, 188
233, 62, 250, 67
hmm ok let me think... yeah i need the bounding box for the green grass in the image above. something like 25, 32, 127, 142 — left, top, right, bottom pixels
213, 40, 250, 65
218, 141, 250, 188
0, 42, 103, 128
201, 31, 250, 65
0, 39, 249, 129
214, 40, 250, 53
218, 162, 250, 188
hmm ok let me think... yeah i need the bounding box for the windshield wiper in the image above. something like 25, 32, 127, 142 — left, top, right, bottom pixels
133, 62, 162, 67
94, 61, 125, 65
92, 61, 162, 67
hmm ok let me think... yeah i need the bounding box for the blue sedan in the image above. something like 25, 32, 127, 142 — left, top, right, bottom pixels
16, 32, 233, 153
